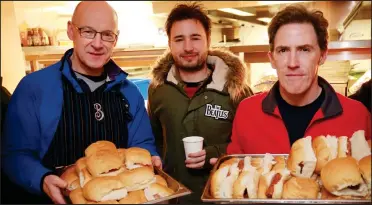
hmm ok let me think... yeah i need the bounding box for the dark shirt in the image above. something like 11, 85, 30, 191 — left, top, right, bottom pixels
276, 87, 325, 145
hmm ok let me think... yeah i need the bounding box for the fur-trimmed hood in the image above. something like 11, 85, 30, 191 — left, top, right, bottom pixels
150, 49, 252, 106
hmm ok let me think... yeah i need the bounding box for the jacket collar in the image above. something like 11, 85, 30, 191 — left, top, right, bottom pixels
165, 55, 230, 92
262, 76, 343, 118
150, 49, 251, 106
59, 48, 128, 92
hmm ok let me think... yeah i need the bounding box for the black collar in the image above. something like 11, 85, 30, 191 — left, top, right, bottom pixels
262, 76, 343, 118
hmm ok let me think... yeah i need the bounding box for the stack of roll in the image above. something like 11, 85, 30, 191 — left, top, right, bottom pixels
60, 141, 174, 204
209, 130, 371, 200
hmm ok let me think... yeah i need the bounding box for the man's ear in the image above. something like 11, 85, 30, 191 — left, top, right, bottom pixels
268, 51, 276, 69
319, 49, 328, 65
113, 30, 120, 47
67, 21, 74, 41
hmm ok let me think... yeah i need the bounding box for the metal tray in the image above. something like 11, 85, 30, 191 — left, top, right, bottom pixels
57, 165, 192, 204
201, 154, 371, 204
144, 167, 192, 204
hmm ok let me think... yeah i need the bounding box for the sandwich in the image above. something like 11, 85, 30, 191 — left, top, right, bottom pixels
282, 177, 320, 199
257, 168, 291, 199
60, 165, 80, 194
252, 154, 276, 175
143, 183, 174, 201
287, 136, 317, 178
83, 176, 127, 202
118, 148, 126, 163
124, 147, 152, 170
219, 158, 240, 169
272, 156, 286, 172
154, 175, 168, 187
118, 190, 148, 204
350, 130, 371, 161
312, 135, 338, 174
69, 188, 87, 204
75, 157, 93, 188
118, 166, 156, 191
232, 156, 260, 199
86, 150, 125, 177
76, 157, 87, 174
321, 156, 369, 197
358, 155, 371, 191
210, 161, 240, 198
337, 136, 350, 158
79, 168, 93, 188
85, 140, 117, 157
320, 187, 365, 200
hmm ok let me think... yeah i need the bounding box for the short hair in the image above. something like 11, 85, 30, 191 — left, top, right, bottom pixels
165, 2, 211, 38
268, 4, 329, 52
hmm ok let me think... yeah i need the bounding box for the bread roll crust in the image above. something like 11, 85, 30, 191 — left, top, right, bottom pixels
118, 166, 155, 191
70, 188, 87, 204
124, 147, 152, 169
86, 150, 123, 177
282, 177, 319, 199
287, 136, 317, 178
85, 141, 117, 157
359, 155, 371, 190
321, 157, 368, 197
118, 190, 148, 204
83, 176, 126, 202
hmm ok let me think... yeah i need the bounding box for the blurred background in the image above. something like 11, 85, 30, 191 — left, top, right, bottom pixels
1, 1, 371, 98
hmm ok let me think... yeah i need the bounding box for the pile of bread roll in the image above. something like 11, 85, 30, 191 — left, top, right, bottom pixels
210, 130, 371, 200
60, 141, 174, 204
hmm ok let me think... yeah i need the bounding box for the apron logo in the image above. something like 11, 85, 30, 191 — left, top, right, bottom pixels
205, 104, 229, 120
94, 103, 104, 121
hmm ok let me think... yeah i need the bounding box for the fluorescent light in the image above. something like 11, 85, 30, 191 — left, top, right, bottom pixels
257, 17, 272, 23
218, 8, 254, 16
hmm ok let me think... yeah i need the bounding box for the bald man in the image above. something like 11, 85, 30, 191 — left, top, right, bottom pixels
2, 1, 161, 203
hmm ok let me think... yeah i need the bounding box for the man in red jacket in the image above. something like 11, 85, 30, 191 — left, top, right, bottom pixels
227, 4, 371, 154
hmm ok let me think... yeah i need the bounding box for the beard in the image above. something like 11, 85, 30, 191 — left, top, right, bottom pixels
173, 51, 208, 72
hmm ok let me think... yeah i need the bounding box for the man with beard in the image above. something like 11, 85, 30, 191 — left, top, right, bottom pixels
2, 1, 160, 203
147, 3, 253, 203
227, 4, 370, 155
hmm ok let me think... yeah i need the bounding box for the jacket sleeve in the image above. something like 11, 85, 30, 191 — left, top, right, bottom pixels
226, 103, 245, 155
1, 78, 51, 195
204, 143, 228, 170
127, 90, 159, 157
147, 86, 164, 158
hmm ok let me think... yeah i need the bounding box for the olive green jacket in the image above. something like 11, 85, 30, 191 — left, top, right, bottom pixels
147, 49, 253, 203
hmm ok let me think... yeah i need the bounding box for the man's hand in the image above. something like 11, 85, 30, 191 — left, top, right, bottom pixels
152, 156, 162, 170
42, 174, 67, 204
185, 149, 206, 169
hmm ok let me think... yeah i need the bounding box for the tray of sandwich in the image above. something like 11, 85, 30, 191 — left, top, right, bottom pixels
201, 130, 371, 204
58, 141, 192, 204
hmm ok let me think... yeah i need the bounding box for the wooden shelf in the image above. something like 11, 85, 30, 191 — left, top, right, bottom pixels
23, 40, 370, 74
229, 40, 371, 63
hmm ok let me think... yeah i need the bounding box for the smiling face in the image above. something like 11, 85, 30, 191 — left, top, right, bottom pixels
168, 19, 210, 72
67, 2, 118, 74
268, 23, 327, 95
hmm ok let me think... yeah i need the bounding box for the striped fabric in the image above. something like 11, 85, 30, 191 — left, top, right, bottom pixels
42, 76, 130, 169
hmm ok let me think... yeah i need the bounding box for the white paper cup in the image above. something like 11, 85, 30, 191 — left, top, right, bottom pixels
182, 136, 204, 159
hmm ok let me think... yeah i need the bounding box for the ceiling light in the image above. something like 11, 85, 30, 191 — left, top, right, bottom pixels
257, 17, 272, 23
217, 8, 255, 16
